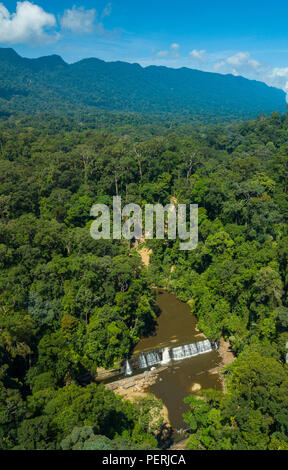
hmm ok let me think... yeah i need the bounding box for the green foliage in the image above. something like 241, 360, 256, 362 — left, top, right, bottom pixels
0, 48, 286, 121
1, 109, 288, 450
184, 349, 288, 450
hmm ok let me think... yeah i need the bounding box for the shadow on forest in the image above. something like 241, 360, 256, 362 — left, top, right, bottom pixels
156, 423, 174, 449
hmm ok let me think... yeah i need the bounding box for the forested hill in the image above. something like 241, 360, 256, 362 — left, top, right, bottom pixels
2, 111, 288, 450
0, 47, 286, 120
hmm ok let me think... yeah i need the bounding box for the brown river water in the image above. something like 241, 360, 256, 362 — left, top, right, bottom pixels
134, 290, 223, 432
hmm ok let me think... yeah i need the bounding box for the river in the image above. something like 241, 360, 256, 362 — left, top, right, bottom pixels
134, 290, 223, 432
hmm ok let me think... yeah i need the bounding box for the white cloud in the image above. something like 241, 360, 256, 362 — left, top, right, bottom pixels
212, 51, 288, 99
269, 67, 288, 94
189, 49, 206, 61
155, 44, 180, 59
226, 51, 249, 65
157, 50, 169, 57
101, 3, 112, 19
214, 52, 262, 76
61, 6, 96, 34
271, 67, 288, 78
248, 58, 261, 69
225, 52, 261, 69
0, 1, 57, 44
213, 60, 226, 71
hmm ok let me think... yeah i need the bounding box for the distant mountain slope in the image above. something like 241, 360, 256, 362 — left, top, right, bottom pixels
0, 48, 286, 120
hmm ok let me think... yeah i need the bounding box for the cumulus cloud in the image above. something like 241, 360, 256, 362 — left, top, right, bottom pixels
155, 43, 180, 59
61, 6, 96, 34
0, 1, 58, 44
269, 67, 288, 95
226, 51, 249, 65
226, 51, 260, 69
214, 51, 262, 77
189, 49, 206, 61
212, 51, 288, 99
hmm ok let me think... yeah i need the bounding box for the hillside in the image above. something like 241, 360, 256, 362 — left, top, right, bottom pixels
1, 111, 288, 450
0, 48, 286, 120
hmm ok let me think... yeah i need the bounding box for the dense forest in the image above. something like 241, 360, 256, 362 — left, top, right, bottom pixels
0, 48, 286, 121
1, 109, 288, 450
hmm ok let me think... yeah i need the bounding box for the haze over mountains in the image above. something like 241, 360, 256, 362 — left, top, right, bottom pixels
0, 48, 286, 120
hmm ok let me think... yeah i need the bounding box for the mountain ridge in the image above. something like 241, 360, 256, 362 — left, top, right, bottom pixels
0, 47, 286, 120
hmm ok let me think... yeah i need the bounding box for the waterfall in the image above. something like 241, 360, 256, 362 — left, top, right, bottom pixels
161, 347, 171, 364
145, 351, 161, 367
136, 339, 214, 369
138, 351, 161, 369
125, 360, 133, 376
171, 339, 213, 361
172, 342, 198, 360
138, 353, 148, 369
196, 339, 213, 354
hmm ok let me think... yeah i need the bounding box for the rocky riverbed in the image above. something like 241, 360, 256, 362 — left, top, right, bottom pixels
106, 366, 170, 425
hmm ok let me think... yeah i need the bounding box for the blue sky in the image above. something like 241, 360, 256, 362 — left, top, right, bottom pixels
0, 1, 288, 94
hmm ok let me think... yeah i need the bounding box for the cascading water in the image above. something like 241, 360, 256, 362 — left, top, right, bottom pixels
145, 351, 161, 367
138, 351, 161, 369
172, 343, 198, 360
125, 360, 133, 376
138, 353, 148, 369
161, 347, 171, 364
136, 339, 214, 369
129, 292, 222, 434
171, 339, 212, 360
197, 339, 213, 354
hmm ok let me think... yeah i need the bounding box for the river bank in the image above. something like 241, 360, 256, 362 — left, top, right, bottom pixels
105, 337, 235, 425
106, 367, 170, 425
209, 338, 235, 374
104, 291, 235, 437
